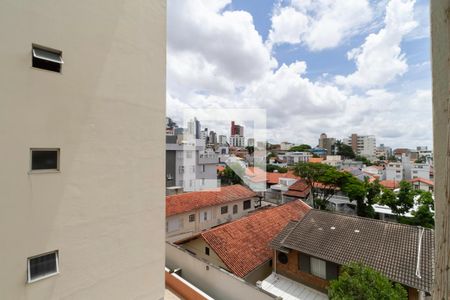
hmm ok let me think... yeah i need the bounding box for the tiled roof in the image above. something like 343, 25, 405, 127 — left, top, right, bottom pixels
411, 178, 434, 186
308, 157, 324, 163
267, 171, 299, 184
201, 201, 312, 278
245, 167, 267, 183
284, 179, 311, 198
380, 180, 400, 189
272, 210, 434, 292
166, 185, 257, 217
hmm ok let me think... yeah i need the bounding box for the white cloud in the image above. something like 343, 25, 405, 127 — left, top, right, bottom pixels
268, 0, 373, 51
335, 0, 418, 88
167, 0, 432, 148
168, 0, 276, 98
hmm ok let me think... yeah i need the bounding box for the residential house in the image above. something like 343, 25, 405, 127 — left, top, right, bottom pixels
282, 179, 312, 204
177, 201, 312, 284
280, 142, 295, 150
267, 210, 433, 299
362, 165, 385, 180
411, 178, 434, 192
166, 185, 260, 242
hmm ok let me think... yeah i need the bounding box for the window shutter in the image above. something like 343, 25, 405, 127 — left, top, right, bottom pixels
298, 253, 310, 273
326, 261, 339, 280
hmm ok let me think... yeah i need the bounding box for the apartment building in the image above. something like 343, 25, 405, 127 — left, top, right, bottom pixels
166, 136, 219, 192
278, 152, 312, 165
344, 134, 376, 159
318, 133, 336, 155
230, 135, 245, 148
166, 185, 260, 242
385, 162, 403, 181
0, 1, 165, 299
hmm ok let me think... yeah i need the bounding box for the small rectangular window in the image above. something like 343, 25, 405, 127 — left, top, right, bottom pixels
311, 257, 326, 279
205, 247, 210, 256
27, 251, 59, 283
30, 149, 60, 171
32, 45, 63, 73
243, 200, 251, 210
221, 206, 228, 214
189, 214, 195, 222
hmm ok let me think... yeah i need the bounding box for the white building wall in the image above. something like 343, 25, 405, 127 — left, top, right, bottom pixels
0, 1, 165, 299
166, 198, 258, 242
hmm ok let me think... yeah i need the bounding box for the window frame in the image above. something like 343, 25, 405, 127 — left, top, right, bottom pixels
31, 44, 63, 73
243, 199, 251, 210
310, 257, 327, 279
29, 148, 60, 173
27, 250, 60, 283
233, 204, 238, 214
220, 205, 228, 215
189, 214, 195, 222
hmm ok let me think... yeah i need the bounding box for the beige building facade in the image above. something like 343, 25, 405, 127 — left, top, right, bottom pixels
0, 1, 166, 299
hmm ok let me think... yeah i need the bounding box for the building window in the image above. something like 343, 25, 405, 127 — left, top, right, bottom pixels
277, 252, 288, 264
243, 200, 251, 210
27, 251, 59, 283
30, 149, 59, 172
32, 45, 63, 73
205, 247, 210, 256
202, 165, 205, 172
233, 204, 238, 214
310, 257, 326, 279
189, 214, 195, 222
221, 206, 228, 214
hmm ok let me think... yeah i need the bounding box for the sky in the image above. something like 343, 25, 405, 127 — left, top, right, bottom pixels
167, 0, 432, 149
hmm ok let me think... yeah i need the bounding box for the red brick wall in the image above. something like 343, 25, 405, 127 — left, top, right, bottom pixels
275, 250, 329, 294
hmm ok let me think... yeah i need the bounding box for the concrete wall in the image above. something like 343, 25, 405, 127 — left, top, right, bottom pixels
0, 1, 166, 299
166, 243, 277, 300
181, 238, 228, 270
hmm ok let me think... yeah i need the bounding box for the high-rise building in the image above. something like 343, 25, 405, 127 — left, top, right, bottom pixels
0, 1, 165, 299
208, 130, 217, 145
318, 133, 336, 155
219, 135, 228, 145
344, 134, 376, 159
230, 121, 244, 137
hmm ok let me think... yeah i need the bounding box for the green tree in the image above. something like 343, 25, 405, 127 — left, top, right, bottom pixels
414, 156, 426, 164
289, 144, 312, 152
335, 140, 355, 159
245, 146, 254, 155
293, 162, 347, 209
398, 191, 434, 228
220, 164, 244, 185
328, 263, 408, 300
266, 164, 288, 173
355, 155, 372, 166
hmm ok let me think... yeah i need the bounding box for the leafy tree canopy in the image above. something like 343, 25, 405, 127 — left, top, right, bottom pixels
328, 263, 408, 300
266, 164, 288, 173
334, 140, 355, 159
289, 144, 312, 152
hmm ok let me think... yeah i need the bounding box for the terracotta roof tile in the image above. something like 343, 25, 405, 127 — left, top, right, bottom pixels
380, 180, 400, 189
166, 185, 257, 217
266, 171, 299, 184
308, 157, 324, 163
410, 178, 434, 186
201, 201, 311, 278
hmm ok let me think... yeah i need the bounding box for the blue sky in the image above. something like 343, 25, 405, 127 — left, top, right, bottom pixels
167, 0, 432, 149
